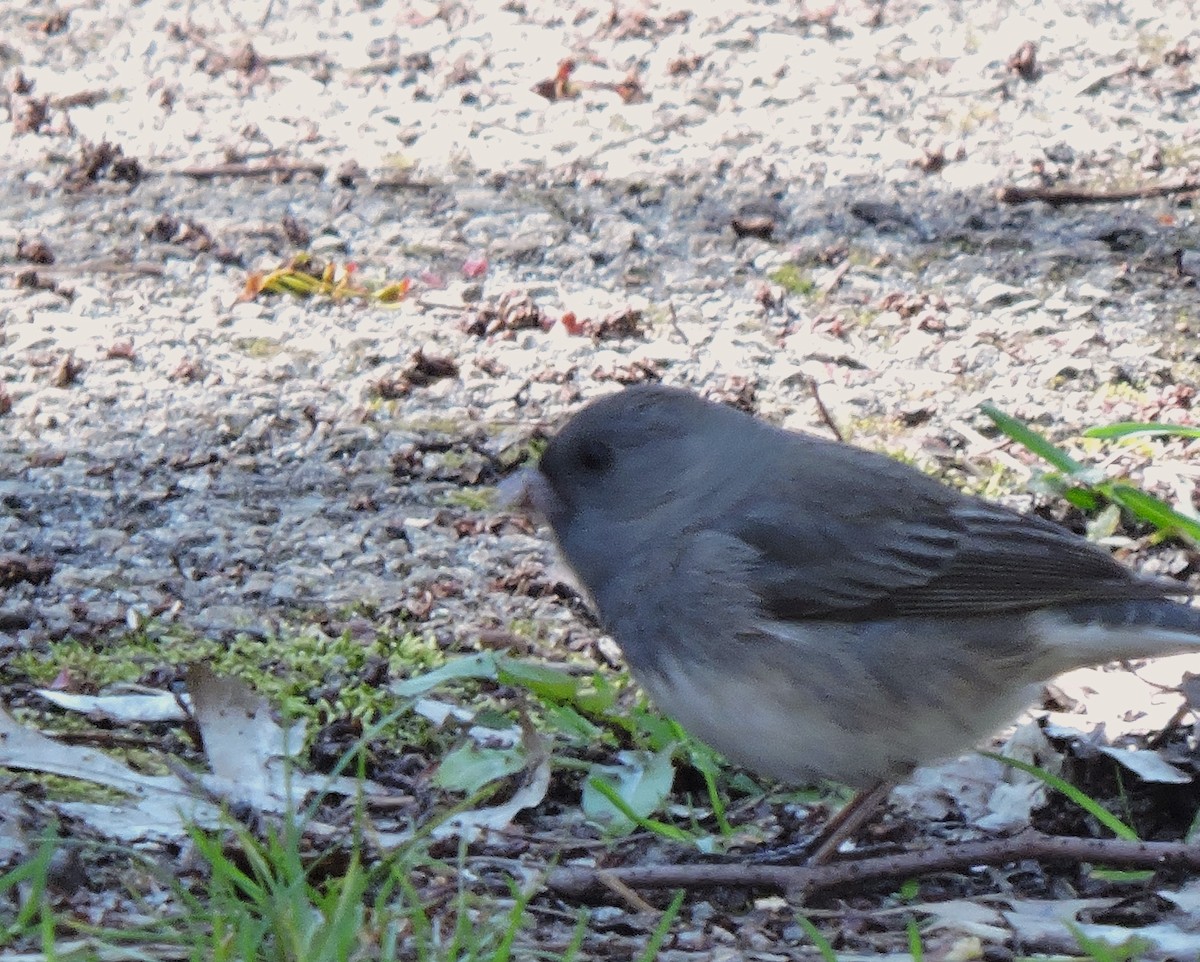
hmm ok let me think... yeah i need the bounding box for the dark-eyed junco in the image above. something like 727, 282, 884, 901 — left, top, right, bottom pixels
520, 384, 1200, 791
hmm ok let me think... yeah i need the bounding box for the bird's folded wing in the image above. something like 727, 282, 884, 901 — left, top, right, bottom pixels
731, 459, 1180, 621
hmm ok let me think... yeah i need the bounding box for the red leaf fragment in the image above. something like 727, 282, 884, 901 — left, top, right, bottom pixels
533, 58, 580, 101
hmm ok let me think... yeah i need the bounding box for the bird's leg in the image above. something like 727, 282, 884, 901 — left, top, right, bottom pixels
806, 780, 892, 864
744, 780, 892, 865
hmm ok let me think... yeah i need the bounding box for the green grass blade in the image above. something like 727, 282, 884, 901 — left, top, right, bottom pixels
1090, 867, 1155, 883
983, 406, 1200, 545
637, 890, 685, 962
675, 724, 732, 835
981, 751, 1138, 840
980, 404, 1086, 474
795, 916, 839, 962
585, 776, 691, 841
0, 831, 56, 944
1083, 422, 1200, 440
560, 909, 589, 962
907, 917, 924, 962
1104, 483, 1200, 545
489, 877, 535, 962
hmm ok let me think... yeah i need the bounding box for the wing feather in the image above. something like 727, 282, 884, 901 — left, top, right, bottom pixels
725, 436, 1183, 620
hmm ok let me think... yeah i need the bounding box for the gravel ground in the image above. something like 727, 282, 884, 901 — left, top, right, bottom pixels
2, 0, 1200, 952
2, 0, 1198, 645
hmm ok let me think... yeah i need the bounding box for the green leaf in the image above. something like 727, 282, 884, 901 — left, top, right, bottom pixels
391, 653, 498, 696
434, 742, 527, 793
1089, 868, 1155, 883
540, 702, 606, 743
628, 704, 687, 750
572, 677, 619, 716
1062, 486, 1102, 511
980, 404, 1086, 474
1065, 920, 1151, 962
1083, 422, 1200, 440
582, 749, 679, 836
472, 707, 514, 729
683, 736, 732, 835
1085, 502, 1122, 541
497, 659, 582, 702
768, 263, 816, 296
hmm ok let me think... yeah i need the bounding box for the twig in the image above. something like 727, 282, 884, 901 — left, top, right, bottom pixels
50, 90, 111, 109
52, 731, 166, 750
176, 161, 327, 180
546, 831, 1200, 901
666, 302, 688, 343
816, 258, 852, 297
996, 179, 1200, 208
808, 378, 844, 442
597, 872, 659, 914
0, 260, 165, 278
806, 780, 891, 864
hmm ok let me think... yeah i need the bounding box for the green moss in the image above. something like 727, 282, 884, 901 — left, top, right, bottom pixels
955, 102, 999, 134
391, 415, 470, 434
840, 246, 877, 268
840, 413, 903, 447
844, 304, 882, 329
506, 618, 538, 640
768, 263, 817, 298
516, 438, 546, 464
363, 396, 399, 417
1157, 143, 1200, 169
960, 462, 1028, 500
233, 337, 283, 359
0, 770, 132, 805
641, 305, 672, 329
1098, 380, 1153, 404
5, 623, 448, 748
441, 488, 494, 510
8, 637, 154, 688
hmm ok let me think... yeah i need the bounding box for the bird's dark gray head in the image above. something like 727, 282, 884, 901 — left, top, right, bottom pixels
532, 385, 754, 527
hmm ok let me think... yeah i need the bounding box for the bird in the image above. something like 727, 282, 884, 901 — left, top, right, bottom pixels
516, 384, 1200, 815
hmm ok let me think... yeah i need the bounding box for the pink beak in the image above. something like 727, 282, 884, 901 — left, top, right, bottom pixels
497, 467, 560, 519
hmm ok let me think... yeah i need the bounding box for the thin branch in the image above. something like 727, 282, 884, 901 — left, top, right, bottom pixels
808, 378, 844, 442
996, 180, 1200, 207
547, 832, 1200, 900
816, 258, 852, 297
175, 161, 327, 180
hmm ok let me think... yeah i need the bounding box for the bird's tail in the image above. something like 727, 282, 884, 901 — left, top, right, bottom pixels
1034, 599, 1200, 673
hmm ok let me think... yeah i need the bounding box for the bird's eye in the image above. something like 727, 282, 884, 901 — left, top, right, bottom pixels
577, 438, 615, 473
